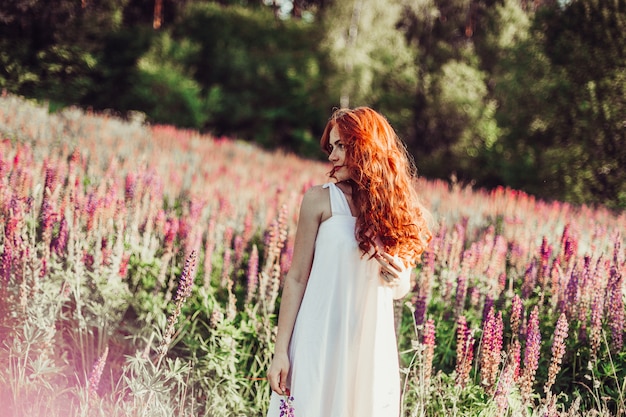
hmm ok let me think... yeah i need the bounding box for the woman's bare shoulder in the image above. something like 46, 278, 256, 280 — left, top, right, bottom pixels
300, 184, 332, 222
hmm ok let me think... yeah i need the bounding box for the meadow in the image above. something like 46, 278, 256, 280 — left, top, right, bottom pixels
0, 93, 624, 417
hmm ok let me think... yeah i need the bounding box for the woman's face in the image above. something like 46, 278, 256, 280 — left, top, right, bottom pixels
328, 126, 351, 182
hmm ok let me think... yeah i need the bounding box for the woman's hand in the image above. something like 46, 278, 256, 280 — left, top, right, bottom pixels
374, 250, 412, 299
374, 251, 404, 282
267, 352, 290, 395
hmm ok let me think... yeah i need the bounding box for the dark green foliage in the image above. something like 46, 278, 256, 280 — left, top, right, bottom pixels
173, 3, 333, 154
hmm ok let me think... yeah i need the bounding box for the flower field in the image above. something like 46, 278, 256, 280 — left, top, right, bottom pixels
0, 93, 624, 417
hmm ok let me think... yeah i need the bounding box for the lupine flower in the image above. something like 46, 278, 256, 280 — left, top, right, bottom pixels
510, 294, 523, 338
521, 259, 537, 299
279, 391, 295, 417
245, 244, 259, 304
589, 289, 604, 358
124, 172, 136, 202
494, 361, 516, 415
480, 307, 503, 395
563, 268, 580, 318
413, 294, 427, 327
482, 295, 494, 325
455, 315, 475, 388
88, 346, 109, 397
545, 312, 569, 394
606, 263, 624, 352
233, 235, 245, 266
422, 318, 436, 384
508, 338, 522, 381
157, 250, 197, 363
520, 306, 541, 402
0, 217, 19, 282
454, 274, 468, 316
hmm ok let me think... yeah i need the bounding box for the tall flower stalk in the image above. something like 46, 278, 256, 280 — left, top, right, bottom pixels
156, 250, 197, 366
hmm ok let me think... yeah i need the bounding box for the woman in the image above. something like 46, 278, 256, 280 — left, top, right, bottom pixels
266, 107, 431, 417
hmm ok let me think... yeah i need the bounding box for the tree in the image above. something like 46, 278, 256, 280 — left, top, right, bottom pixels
397, 0, 498, 181
487, 0, 626, 208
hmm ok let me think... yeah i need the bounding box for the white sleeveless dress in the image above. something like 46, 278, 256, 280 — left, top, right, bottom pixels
266, 182, 401, 417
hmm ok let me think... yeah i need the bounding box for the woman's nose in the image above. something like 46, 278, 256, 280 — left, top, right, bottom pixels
328, 149, 337, 161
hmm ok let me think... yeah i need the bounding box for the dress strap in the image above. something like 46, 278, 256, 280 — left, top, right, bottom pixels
323, 182, 352, 216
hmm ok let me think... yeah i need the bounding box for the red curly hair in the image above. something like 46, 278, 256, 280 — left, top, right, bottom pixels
320, 107, 432, 266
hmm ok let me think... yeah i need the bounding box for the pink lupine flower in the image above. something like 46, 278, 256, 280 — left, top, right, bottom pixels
124, 172, 136, 202
245, 244, 259, 304
545, 312, 569, 394
234, 235, 244, 266
455, 315, 475, 388
480, 307, 503, 395
538, 237, 553, 287
119, 254, 130, 278
88, 346, 109, 397
0, 217, 19, 282
521, 306, 541, 402
51, 216, 68, 256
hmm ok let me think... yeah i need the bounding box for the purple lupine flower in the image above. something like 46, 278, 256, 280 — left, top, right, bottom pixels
563, 268, 580, 318
88, 346, 109, 397
157, 251, 198, 362
454, 274, 468, 316
606, 263, 624, 352
175, 250, 197, 302
422, 318, 436, 383
413, 294, 427, 327
279, 392, 295, 417
521, 259, 537, 299
521, 306, 541, 402
85, 192, 100, 232
545, 312, 569, 394
482, 295, 494, 326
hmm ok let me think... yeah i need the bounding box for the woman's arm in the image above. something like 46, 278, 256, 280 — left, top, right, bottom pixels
267, 186, 328, 395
